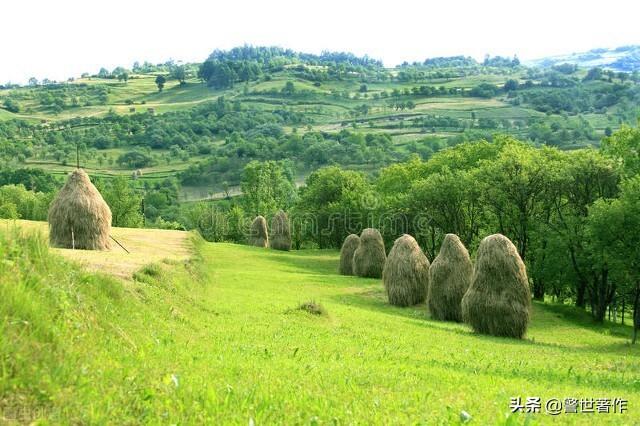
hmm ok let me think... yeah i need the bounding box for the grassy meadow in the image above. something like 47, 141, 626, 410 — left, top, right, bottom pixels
1, 223, 638, 424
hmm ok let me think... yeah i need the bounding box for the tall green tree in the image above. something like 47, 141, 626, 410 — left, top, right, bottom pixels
293, 166, 370, 248
601, 124, 640, 177
101, 177, 143, 228
550, 149, 619, 308
240, 160, 296, 217
155, 75, 166, 92
588, 176, 640, 338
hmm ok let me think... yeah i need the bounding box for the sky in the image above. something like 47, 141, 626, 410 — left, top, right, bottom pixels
2, 0, 639, 84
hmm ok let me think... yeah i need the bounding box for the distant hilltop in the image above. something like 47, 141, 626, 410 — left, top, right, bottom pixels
527, 45, 640, 72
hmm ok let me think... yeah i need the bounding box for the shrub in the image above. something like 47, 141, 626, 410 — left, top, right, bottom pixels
297, 300, 327, 316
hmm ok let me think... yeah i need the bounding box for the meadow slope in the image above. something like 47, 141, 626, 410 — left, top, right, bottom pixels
1, 225, 639, 424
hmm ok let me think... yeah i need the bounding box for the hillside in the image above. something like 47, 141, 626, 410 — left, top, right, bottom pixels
529, 45, 640, 72
1, 46, 639, 203
1, 223, 638, 423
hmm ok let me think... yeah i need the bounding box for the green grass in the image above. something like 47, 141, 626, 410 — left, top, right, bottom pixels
1, 225, 638, 424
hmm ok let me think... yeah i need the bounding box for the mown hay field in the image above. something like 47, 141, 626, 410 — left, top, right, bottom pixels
0, 219, 192, 278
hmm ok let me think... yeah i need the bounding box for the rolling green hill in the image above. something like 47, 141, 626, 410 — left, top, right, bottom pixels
1, 223, 638, 424
529, 45, 640, 72
2, 62, 636, 193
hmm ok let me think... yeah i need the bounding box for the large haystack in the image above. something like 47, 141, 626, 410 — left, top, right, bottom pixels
270, 210, 291, 251
248, 215, 269, 248
462, 233, 531, 338
339, 234, 360, 275
427, 234, 472, 322
353, 228, 387, 278
48, 169, 112, 250
383, 234, 430, 306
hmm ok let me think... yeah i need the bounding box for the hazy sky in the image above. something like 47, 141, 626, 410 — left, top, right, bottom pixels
2, 0, 638, 83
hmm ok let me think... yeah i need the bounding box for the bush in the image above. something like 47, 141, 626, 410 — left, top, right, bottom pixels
296, 300, 327, 316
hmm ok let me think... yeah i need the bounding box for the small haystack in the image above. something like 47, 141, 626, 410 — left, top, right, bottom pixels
339, 234, 360, 275
248, 215, 269, 248
270, 210, 291, 251
428, 234, 472, 322
462, 234, 531, 338
352, 228, 386, 278
48, 169, 112, 250
383, 234, 430, 306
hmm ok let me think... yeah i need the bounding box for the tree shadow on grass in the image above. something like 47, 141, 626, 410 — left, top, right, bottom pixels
330, 286, 640, 358
263, 249, 344, 276
337, 292, 640, 390
329, 289, 474, 337
533, 302, 634, 340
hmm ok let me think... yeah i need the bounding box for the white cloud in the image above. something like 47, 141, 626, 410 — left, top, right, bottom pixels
1, 0, 638, 83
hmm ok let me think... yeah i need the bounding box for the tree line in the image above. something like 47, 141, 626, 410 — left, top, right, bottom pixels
181, 126, 640, 336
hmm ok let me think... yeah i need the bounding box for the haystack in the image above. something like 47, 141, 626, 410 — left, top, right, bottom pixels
352, 228, 386, 278
48, 169, 112, 250
461, 233, 531, 338
383, 234, 430, 306
270, 210, 291, 251
248, 215, 269, 248
428, 234, 472, 322
339, 234, 360, 275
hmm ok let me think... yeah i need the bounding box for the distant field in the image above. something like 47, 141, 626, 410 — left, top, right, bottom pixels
0, 65, 625, 187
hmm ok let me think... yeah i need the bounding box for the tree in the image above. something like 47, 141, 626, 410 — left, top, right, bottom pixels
199, 61, 237, 89
588, 176, 640, 336
476, 139, 557, 261
3, 98, 20, 113
282, 81, 295, 95
116, 151, 155, 168
503, 79, 519, 92
583, 67, 603, 82
171, 65, 186, 85
408, 168, 483, 257
293, 166, 370, 248
601, 124, 640, 177
118, 71, 129, 83
101, 177, 143, 227
240, 160, 296, 217
550, 149, 619, 310
198, 61, 215, 83
155, 75, 166, 92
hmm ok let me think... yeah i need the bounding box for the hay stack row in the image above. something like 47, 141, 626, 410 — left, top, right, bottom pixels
339, 228, 387, 278
339, 230, 531, 339
248, 211, 292, 251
